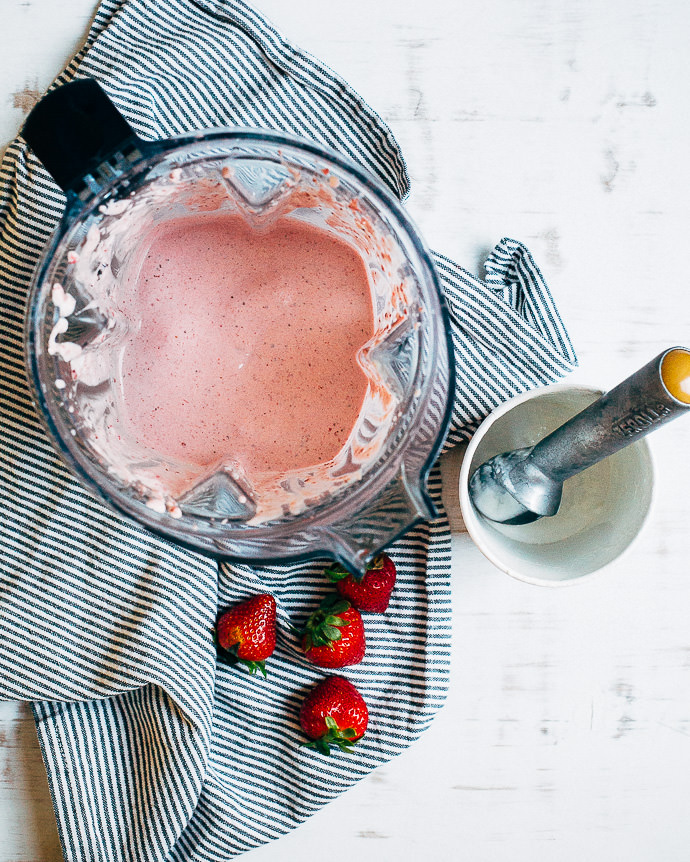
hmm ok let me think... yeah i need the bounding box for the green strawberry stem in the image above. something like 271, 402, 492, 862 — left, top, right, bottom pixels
324, 564, 351, 583
239, 658, 267, 678
325, 555, 385, 585
216, 642, 267, 677
301, 594, 352, 650
300, 717, 359, 755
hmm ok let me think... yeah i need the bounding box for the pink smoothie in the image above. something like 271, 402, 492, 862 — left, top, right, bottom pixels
116, 213, 373, 478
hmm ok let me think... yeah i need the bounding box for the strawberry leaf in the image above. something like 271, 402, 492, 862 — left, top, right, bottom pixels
239, 659, 267, 678
300, 593, 353, 652
300, 736, 332, 755
217, 643, 267, 677
319, 594, 350, 615
324, 565, 350, 583
300, 716, 362, 756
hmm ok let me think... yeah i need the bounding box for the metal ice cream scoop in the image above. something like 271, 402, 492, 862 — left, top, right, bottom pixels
469, 347, 690, 525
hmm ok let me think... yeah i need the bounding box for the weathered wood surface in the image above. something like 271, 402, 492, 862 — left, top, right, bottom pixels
2, 0, 689, 859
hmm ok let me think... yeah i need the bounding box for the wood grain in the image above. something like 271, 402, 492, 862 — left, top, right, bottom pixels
2, 0, 690, 860
0, 703, 62, 860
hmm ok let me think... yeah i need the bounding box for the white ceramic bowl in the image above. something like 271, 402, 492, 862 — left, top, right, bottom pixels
458, 384, 654, 586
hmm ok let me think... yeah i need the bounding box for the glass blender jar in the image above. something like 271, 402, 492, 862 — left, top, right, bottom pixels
23, 79, 454, 575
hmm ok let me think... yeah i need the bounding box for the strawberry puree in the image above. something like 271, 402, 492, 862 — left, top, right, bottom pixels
117, 213, 373, 476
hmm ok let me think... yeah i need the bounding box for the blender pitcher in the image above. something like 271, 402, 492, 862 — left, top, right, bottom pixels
22, 78, 454, 576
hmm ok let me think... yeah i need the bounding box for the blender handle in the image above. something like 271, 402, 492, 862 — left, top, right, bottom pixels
22, 78, 149, 197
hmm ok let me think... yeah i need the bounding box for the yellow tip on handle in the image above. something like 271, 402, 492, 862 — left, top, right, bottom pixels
661, 348, 690, 404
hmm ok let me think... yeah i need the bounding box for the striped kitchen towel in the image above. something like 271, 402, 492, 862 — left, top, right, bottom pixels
0, 1, 577, 860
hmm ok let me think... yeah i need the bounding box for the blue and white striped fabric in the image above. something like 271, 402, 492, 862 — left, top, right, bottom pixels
0, 1, 577, 860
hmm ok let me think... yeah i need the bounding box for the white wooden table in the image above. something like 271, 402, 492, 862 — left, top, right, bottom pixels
2, 1, 690, 859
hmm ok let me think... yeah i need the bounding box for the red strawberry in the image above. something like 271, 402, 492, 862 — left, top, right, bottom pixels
300, 593, 365, 668
216, 594, 276, 677
325, 553, 397, 612
299, 675, 369, 755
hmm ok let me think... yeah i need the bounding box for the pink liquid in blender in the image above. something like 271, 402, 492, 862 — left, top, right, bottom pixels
116, 213, 373, 479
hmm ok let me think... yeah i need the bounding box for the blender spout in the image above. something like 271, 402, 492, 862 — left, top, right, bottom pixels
322, 467, 436, 577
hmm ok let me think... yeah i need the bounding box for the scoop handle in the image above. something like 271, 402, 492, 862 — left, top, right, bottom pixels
529, 347, 690, 483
